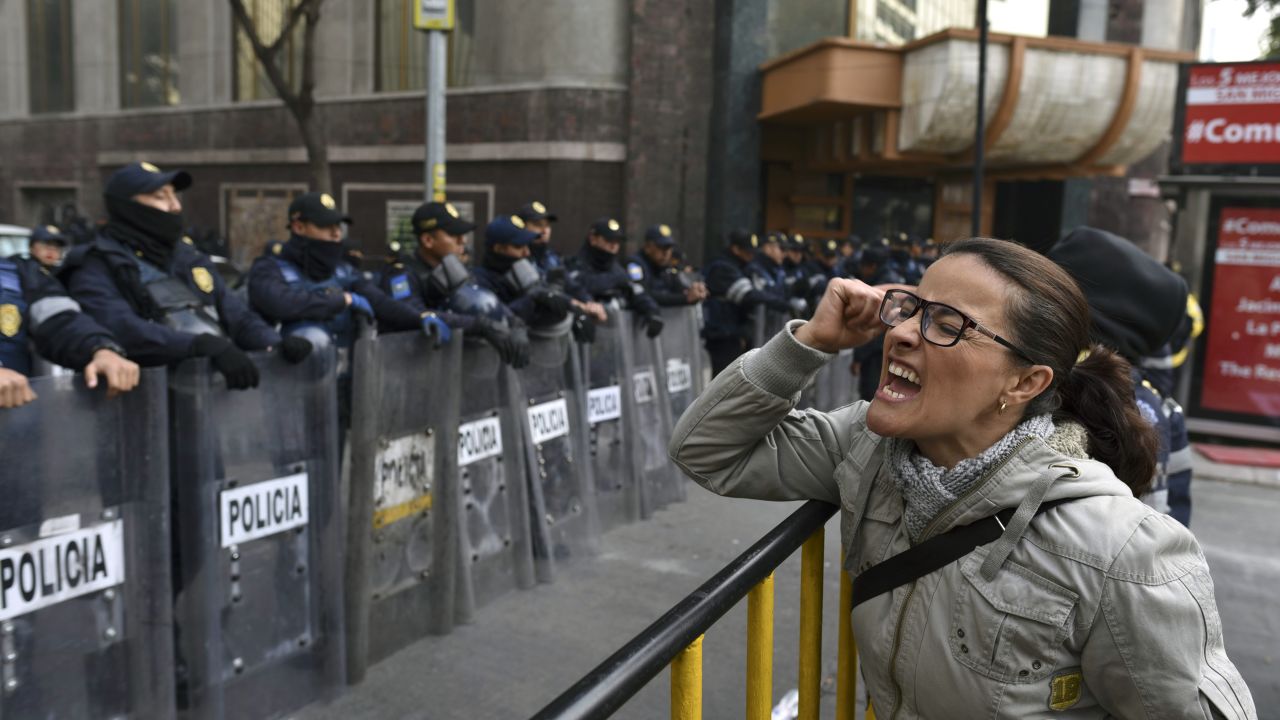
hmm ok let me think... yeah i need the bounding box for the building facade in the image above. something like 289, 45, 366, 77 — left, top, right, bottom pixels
0, 0, 1201, 267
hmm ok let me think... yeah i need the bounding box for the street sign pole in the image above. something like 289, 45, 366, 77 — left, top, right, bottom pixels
426, 30, 447, 202
416, 0, 455, 203
972, 0, 989, 237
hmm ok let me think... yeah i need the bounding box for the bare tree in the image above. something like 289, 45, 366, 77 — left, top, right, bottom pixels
229, 0, 332, 192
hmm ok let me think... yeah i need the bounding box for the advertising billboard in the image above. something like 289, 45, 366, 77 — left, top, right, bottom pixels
1196, 205, 1280, 421
1173, 61, 1280, 174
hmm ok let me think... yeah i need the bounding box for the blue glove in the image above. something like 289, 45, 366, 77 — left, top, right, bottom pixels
347, 292, 375, 319
421, 312, 452, 347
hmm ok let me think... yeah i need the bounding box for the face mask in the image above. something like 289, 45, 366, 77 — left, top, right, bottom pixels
104, 195, 184, 267
484, 249, 519, 275
585, 242, 616, 271
288, 234, 346, 280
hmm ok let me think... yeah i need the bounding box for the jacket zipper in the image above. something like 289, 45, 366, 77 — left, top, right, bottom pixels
884, 435, 1035, 720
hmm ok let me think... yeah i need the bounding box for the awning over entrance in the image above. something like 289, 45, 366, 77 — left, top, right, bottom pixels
759, 29, 1193, 177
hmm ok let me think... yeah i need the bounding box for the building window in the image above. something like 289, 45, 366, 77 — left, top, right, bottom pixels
119, 0, 180, 108
376, 0, 427, 91
26, 0, 74, 114
375, 0, 468, 91
233, 0, 304, 101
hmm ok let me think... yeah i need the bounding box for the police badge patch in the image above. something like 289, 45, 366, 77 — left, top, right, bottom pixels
0, 304, 20, 338
627, 263, 644, 282
191, 267, 215, 294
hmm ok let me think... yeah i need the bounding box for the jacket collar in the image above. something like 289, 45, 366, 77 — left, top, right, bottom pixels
902, 425, 1133, 542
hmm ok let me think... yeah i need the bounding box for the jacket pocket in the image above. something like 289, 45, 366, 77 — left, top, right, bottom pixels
949, 552, 1078, 684
845, 470, 903, 574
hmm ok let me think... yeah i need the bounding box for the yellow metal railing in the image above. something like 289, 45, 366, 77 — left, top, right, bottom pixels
533, 501, 866, 720
667, 525, 873, 720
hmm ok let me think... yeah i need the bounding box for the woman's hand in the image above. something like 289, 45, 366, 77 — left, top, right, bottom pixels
793, 278, 886, 353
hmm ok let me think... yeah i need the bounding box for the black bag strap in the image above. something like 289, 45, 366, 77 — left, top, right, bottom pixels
850, 498, 1073, 609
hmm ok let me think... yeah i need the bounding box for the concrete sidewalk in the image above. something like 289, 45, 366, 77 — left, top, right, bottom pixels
1193, 449, 1280, 489
298, 488, 861, 720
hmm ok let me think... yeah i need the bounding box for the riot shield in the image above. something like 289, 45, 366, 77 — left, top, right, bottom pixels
579, 307, 640, 532
169, 347, 345, 719
630, 315, 685, 516
516, 324, 599, 584
658, 306, 702, 421
345, 331, 462, 682
0, 369, 172, 720
454, 341, 534, 624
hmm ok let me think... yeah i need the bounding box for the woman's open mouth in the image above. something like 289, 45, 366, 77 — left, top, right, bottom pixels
879, 361, 922, 401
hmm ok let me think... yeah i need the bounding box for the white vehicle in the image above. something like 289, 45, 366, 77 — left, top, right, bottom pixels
0, 224, 31, 258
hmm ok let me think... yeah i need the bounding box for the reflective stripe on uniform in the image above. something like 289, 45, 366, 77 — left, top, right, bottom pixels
27, 296, 81, 331
1167, 446, 1193, 474
726, 277, 753, 304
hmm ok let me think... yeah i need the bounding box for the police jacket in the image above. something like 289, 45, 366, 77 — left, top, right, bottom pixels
1135, 372, 1193, 527
531, 243, 591, 302
378, 253, 478, 331
567, 245, 660, 319
703, 252, 790, 341
472, 256, 543, 326
0, 255, 121, 375
248, 240, 423, 342
627, 252, 689, 306
670, 325, 1255, 720
62, 233, 280, 366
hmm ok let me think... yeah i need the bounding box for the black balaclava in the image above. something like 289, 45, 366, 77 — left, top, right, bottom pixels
283, 233, 346, 281
484, 248, 520, 275
583, 239, 617, 272
530, 242, 550, 263
104, 195, 184, 268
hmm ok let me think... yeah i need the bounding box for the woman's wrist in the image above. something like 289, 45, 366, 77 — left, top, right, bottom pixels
792, 321, 837, 353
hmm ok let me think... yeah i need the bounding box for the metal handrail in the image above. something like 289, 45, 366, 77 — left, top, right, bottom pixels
530, 500, 839, 720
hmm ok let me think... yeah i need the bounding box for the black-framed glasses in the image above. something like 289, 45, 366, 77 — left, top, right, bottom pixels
878, 289, 1036, 364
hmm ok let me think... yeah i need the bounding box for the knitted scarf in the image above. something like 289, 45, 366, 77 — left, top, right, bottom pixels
888, 414, 1055, 542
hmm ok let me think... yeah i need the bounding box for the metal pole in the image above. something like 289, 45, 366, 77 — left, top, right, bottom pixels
425, 29, 447, 202
798, 529, 824, 720
670, 635, 704, 720
745, 574, 775, 720
971, 0, 989, 237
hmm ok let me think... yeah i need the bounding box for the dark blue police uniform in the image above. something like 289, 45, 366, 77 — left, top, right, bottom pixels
62, 233, 280, 366
0, 255, 122, 375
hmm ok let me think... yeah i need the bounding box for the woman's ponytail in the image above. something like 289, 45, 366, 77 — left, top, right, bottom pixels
1056, 344, 1158, 496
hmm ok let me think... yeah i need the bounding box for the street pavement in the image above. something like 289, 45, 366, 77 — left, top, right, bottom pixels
298, 476, 1279, 719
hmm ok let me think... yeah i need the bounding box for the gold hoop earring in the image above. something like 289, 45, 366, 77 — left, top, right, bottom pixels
998, 401, 1008, 415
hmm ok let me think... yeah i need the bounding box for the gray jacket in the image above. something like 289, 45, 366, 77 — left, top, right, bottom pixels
669, 323, 1255, 719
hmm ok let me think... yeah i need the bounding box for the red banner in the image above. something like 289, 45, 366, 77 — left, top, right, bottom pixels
1201, 207, 1280, 416
1182, 63, 1280, 165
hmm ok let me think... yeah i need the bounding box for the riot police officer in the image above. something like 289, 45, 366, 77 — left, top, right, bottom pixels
518, 200, 564, 275
517, 201, 607, 322
248, 192, 446, 355
61, 162, 293, 390
28, 225, 69, 269
472, 214, 578, 328
380, 201, 529, 367
568, 217, 664, 338
1048, 226, 1194, 527
889, 233, 924, 284
625, 224, 707, 306
702, 229, 792, 375
782, 233, 810, 289
0, 255, 139, 408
